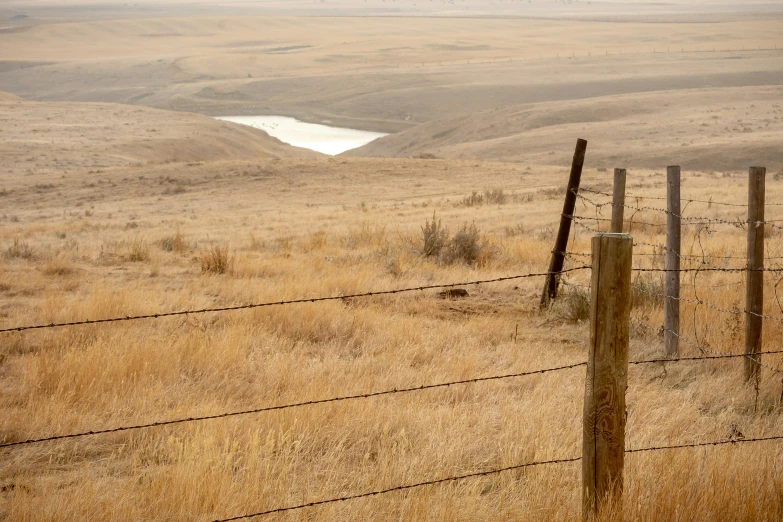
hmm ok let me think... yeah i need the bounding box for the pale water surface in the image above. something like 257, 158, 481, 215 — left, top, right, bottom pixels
216, 115, 387, 155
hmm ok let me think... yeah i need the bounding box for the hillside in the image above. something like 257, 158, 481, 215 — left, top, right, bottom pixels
0, 17, 781, 134
0, 100, 319, 174
346, 86, 783, 171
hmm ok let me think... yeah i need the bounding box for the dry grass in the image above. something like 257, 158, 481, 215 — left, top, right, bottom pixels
2, 6, 783, 518
158, 228, 188, 254
200, 244, 233, 274
0, 159, 781, 521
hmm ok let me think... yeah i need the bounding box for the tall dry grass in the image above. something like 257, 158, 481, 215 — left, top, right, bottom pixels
0, 163, 781, 521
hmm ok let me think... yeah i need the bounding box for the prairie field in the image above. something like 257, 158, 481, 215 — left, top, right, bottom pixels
1, 1, 783, 521
2, 154, 783, 520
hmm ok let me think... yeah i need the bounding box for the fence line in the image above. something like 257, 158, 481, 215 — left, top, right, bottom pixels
575, 191, 761, 227
211, 455, 584, 522
9, 152, 783, 517
565, 248, 783, 263
586, 187, 783, 208
0, 266, 590, 334
211, 434, 783, 522
629, 317, 783, 375
0, 362, 587, 450
6, 342, 779, 451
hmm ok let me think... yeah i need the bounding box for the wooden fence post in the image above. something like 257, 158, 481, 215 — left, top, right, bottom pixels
540, 138, 588, 310
664, 166, 681, 358
745, 166, 765, 383
611, 168, 627, 233
583, 233, 632, 520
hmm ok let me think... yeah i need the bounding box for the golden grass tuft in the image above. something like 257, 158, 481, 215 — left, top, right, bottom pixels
126, 236, 150, 262
200, 244, 233, 274
158, 227, 188, 253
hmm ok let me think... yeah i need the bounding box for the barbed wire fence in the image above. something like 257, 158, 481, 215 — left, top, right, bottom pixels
558, 167, 783, 412
2, 152, 783, 519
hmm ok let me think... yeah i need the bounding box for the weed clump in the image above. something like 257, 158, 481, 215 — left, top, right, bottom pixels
552, 285, 590, 323
344, 222, 386, 249
484, 188, 506, 205
126, 237, 150, 262
201, 244, 232, 274
421, 215, 489, 266
41, 257, 75, 276
158, 228, 187, 253
462, 189, 507, 207
4, 238, 37, 260
463, 191, 484, 207
445, 222, 482, 265
421, 213, 448, 258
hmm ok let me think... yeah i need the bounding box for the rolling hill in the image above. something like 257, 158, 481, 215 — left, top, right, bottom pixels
0, 99, 319, 174
346, 86, 783, 171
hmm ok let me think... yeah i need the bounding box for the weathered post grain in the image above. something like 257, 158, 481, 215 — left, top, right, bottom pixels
583, 233, 632, 520
540, 138, 588, 310
664, 166, 681, 358
611, 168, 627, 233
745, 166, 766, 383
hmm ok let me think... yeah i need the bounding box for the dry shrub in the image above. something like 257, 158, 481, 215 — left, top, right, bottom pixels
445, 222, 483, 265
4, 238, 37, 260
462, 191, 484, 207
158, 227, 187, 253
484, 188, 507, 205
421, 212, 448, 257
200, 244, 232, 274
421, 217, 489, 266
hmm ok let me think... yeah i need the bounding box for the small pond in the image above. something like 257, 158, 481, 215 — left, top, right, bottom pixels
216, 115, 388, 155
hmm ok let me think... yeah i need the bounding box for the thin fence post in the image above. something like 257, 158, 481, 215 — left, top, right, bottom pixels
611, 168, 627, 233
540, 138, 587, 310
745, 166, 765, 383
583, 233, 632, 520
664, 166, 681, 358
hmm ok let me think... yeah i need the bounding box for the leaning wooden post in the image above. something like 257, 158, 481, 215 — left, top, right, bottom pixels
583, 233, 632, 521
745, 166, 765, 383
664, 166, 681, 358
540, 138, 588, 310
611, 168, 627, 233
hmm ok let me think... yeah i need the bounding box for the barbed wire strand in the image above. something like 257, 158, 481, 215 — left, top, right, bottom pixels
630, 350, 783, 365
582, 186, 783, 208
9, 343, 782, 451
576, 190, 783, 229
565, 249, 783, 263
212, 456, 582, 521
629, 283, 783, 325
0, 267, 591, 334
575, 192, 755, 227
212, 434, 783, 521
628, 318, 783, 375
0, 362, 587, 449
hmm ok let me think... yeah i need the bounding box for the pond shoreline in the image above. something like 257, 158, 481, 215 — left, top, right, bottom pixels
216, 115, 389, 155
